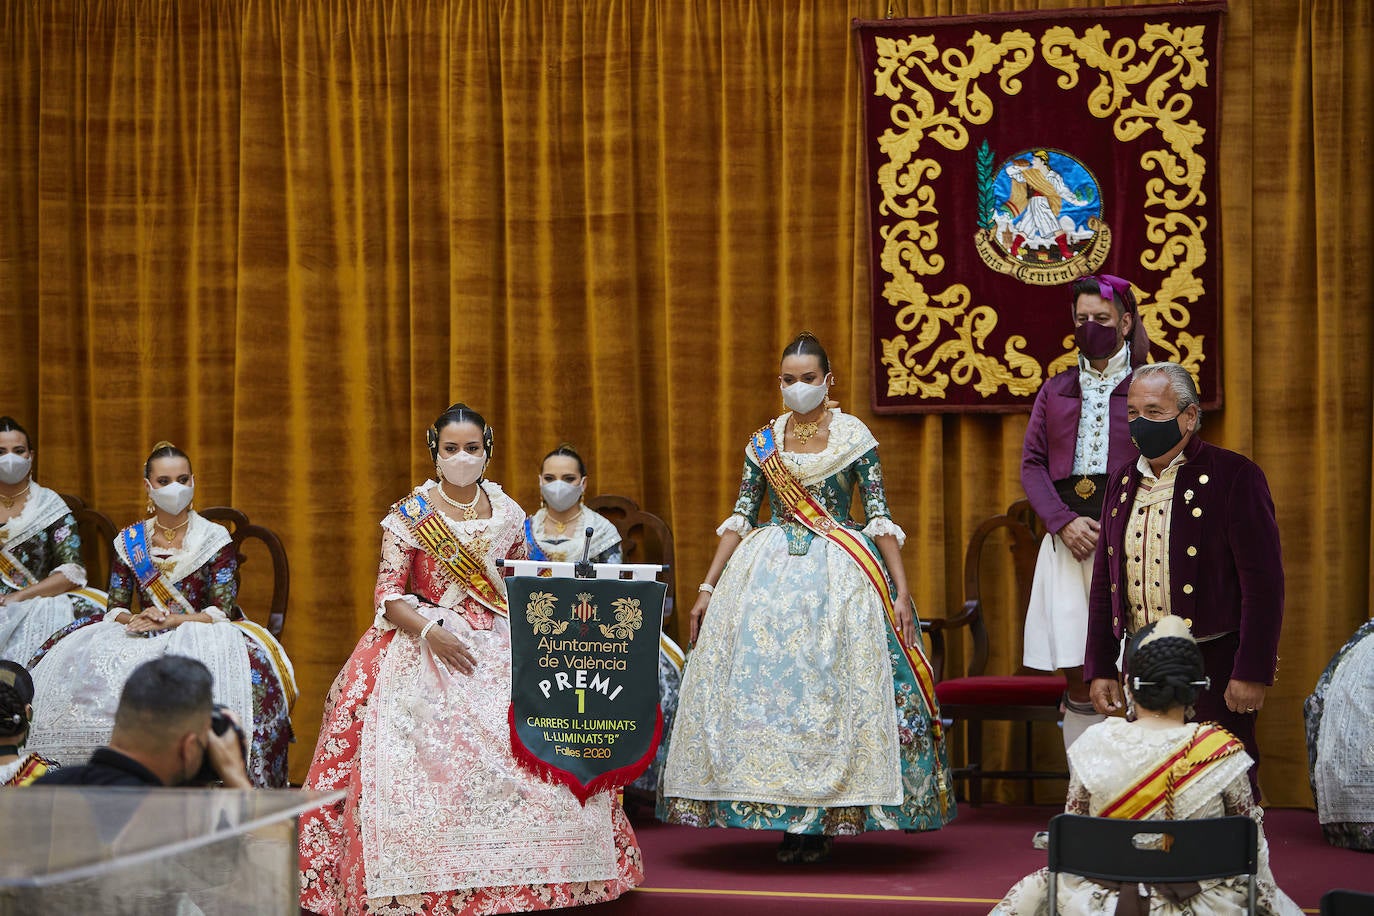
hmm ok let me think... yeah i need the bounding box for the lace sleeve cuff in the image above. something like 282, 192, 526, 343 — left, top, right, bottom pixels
200, 608, 230, 623
715, 514, 754, 538
53, 563, 87, 588
374, 592, 418, 630
862, 516, 906, 547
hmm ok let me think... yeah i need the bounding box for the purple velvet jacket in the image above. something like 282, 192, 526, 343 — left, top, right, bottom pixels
1020, 367, 1136, 534
1084, 436, 1285, 685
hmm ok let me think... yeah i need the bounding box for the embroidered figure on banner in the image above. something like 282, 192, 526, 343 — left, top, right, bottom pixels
974, 142, 1112, 286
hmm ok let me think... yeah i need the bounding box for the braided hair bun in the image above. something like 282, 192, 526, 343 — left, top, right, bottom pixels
1126, 616, 1208, 713
0, 660, 34, 740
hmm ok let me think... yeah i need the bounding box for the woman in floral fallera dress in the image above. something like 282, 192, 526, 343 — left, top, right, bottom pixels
26, 442, 295, 787
659, 333, 954, 863
0, 417, 106, 665
300, 405, 641, 916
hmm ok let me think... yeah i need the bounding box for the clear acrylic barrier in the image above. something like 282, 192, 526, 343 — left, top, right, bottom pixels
0, 787, 342, 915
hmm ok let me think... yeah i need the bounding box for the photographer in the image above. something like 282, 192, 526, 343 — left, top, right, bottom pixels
36, 655, 249, 788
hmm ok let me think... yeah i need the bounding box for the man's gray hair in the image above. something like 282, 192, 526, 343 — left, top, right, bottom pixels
1133, 362, 1203, 427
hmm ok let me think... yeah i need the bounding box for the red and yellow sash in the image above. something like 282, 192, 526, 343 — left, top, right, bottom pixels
394, 490, 508, 616
4, 753, 56, 786
0, 543, 38, 591
1097, 724, 1245, 821
750, 425, 942, 733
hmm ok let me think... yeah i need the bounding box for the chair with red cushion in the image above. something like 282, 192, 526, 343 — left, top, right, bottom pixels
925, 498, 1068, 805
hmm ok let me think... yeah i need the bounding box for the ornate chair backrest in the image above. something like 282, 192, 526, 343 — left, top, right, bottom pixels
198, 506, 290, 637
585, 494, 676, 622
58, 493, 118, 589
926, 499, 1040, 682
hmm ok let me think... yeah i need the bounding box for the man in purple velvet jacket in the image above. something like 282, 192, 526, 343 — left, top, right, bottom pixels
1020, 274, 1147, 751
1086, 362, 1283, 790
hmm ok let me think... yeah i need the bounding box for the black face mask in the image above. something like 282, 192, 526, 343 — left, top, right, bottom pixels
1130, 413, 1187, 460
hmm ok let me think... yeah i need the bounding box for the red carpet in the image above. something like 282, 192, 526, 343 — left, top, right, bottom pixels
587, 805, 1373, 914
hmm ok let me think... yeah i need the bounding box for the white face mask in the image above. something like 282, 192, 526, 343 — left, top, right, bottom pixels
780, 377, 829, 415
0, 453, 32, 486
438, 451, 486, 487
540, 479, 584, 513
148, 480, 194, 515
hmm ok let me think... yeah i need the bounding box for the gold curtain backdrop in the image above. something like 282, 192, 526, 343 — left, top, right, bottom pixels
0, 0, 1369, 801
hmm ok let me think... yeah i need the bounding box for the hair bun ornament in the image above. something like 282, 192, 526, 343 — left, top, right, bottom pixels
1137, 614, 1196, 650
151, 440, 178, 452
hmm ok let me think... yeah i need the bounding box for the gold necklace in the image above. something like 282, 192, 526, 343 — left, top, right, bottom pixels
437, 483, 482, 521
791, 418, 821, 444
0, 483, 30, 510
155, 517, 191, 544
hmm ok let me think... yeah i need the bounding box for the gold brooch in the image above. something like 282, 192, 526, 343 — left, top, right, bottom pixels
1073, 477, 1097, 500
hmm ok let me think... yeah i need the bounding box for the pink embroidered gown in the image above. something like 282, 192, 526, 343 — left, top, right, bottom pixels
299, 480, 642, 915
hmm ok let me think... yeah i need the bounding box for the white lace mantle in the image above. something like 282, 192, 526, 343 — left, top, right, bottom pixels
746, 409, 879, 486
376, 480, 522, 623
0, 483, 70, 551
1069, 719, 1252, 819
112, 513, 231, 586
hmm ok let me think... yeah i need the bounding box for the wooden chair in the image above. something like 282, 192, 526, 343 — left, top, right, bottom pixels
199, 507, 290, 637
925, 498, 1068, 805
58, 493, 118, 589
585, 495, 676, 622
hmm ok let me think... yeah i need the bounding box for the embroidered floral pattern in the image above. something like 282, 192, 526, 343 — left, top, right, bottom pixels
300, 486, 642, 914
660, 415, 951, 835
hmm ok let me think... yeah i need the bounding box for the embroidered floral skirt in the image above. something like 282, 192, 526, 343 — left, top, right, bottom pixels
658, 527, 954, 835
27, 616, 292, 787
299, 621, 643, 916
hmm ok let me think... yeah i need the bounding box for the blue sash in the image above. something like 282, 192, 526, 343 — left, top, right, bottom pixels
121, 523, 158, 589
523, 518, 550, 562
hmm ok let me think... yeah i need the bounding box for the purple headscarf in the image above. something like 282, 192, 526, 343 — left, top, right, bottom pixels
1077, 273, 1151, 366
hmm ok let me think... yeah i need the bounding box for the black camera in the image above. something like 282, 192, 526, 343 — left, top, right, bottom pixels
192, 703, 249, 785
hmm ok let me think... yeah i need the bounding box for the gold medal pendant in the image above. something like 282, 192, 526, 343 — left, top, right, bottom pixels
1073, 476, 1097, 500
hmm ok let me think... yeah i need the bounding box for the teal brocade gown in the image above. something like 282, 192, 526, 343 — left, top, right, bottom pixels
658, 410, 954, 835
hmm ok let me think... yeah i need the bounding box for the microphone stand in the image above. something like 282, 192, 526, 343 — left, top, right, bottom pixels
573, 526, 595, 579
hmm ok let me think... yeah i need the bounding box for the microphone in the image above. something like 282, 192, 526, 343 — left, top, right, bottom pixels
574, 526, 595, 578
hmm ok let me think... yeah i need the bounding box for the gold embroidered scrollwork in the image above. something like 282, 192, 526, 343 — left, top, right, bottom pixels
598, 597, 643, 641
525, 591, 568, 636
872, 31, 1042, 400
1040, 23, 1211, 384
871, 19, 1214, 397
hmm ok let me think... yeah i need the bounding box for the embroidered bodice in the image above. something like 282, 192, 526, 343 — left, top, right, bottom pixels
722, 410, 904, 555
107, 513, 237, 616
529, 506, 622, 564
375, 480, 528, 630
0, 484, 87, 592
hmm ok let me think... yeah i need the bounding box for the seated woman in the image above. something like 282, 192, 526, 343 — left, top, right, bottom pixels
24, 442, 295, 787
993, 616, 1302, 915
525, 444, 683, 796
0, 417, 106, 665
300, 405, 641, 916
1305, 618, 1374, 851
0, 660, 57, 785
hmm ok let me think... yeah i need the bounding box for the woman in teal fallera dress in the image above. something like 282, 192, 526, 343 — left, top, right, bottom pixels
659, 333, 954, 862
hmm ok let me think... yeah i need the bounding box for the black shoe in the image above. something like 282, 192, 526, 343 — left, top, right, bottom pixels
798, 835, 833, 864
776, 832, 804, 863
